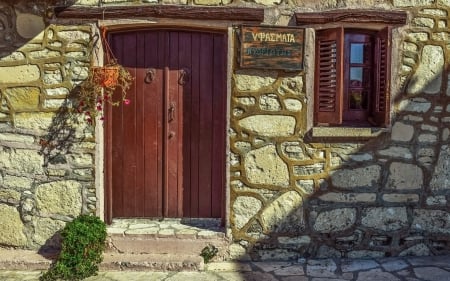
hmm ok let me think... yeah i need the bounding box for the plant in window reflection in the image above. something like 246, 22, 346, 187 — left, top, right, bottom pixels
76, 28, 133, 125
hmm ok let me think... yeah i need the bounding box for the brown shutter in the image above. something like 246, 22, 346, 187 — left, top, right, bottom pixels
314, 27, 344, 125
373, 27, 391, 127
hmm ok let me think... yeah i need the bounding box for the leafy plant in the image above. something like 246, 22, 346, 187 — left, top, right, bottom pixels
75, 27, 133, 125
40, 215, 107, 281
76, 61, 133, 125
200, 244, 218, 264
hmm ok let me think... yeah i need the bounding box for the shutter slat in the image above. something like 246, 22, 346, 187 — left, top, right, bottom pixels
373, 27, 391, 127
314, 27, 344, 125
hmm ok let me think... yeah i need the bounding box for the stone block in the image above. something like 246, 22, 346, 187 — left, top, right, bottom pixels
394, 0, 434, 6
2, 175, 33, 190
5, 87, 41, 112
233, 196, 262, 229
378, 147, 413, 159
35, 180, 82, 217
278, 76, 303, 96
284, 99, 302, 111
0, 133, 34, 145
239, 115, 296, 137
260, 191, 304, 232
313, 208, 356, 233
398, 98, 431, 113
361, 207, 408, 231
412, 209, 450, 234
14, 112, 55, 131
57, 30, 90, 42
0, 204, 27, 247
382, 194, 419, 203
0, 65, 40, 84
319, 192, 376, 203
0, 149, 44, 175
391, 122, 414, 142
260, 94, 281, 111
330, 165, 380, 189
413, 17, 435, 28
16, 13, 45, 39
0, 189, 21, 204
430, 145, 450, 191
400, 243, 430, 256
386, 162, 423, 190
407, 45, 444, 95
234, 70, 277, 91
244, 145, 289, 187
33, 217, 65, 246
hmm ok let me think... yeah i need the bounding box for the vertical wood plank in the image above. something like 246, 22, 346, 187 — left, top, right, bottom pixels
110, 33, 125, 217
198, 33, 214, 217
166, 31, 180, 217
135, 31, 145, 217
121, 32, 138, 216
143, 30, 164, 217
179, 31, 192, 217
211, 33, 226, 218
189, 32, 201, 217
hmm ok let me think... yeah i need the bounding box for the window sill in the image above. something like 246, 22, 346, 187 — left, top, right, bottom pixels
311, 126, 389, 139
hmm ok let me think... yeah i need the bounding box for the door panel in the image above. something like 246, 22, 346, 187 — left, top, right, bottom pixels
106, 30, 226, 220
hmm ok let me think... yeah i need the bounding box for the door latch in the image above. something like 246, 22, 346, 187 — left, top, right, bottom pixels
168, 103, 175, 122
178, 68, 190, 85
144, 68, 156, 84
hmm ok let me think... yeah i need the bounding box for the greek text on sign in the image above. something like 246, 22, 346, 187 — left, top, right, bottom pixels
240, 26, 305, 70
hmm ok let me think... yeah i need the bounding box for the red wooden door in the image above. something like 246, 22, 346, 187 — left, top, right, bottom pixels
105, 30, 227, 220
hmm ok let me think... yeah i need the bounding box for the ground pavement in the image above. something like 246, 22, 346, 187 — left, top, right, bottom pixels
1, 255, 450, 281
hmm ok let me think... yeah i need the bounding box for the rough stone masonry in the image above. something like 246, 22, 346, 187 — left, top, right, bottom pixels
0, 0, 449, 261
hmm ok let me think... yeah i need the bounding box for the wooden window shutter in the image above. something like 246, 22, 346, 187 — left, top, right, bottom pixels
373, 27, 391, 127
314, 27, 344, 125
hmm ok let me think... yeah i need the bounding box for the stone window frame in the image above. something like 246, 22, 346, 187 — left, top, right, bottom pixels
295, 10, 408, 139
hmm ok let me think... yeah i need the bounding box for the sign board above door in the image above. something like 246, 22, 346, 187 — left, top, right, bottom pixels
240, 25, 305, 70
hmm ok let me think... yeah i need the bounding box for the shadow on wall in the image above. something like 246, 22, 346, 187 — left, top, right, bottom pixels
230, 28, 450, 262
0, 0, 97, 253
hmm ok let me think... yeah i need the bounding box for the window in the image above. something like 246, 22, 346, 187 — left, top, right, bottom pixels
314, 27, 391, 127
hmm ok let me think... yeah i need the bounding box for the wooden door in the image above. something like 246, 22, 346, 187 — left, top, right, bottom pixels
105, 29, 227, 220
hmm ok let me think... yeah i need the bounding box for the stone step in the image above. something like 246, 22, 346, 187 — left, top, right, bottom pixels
107, 236, 230, 261
101, 252, 204, 271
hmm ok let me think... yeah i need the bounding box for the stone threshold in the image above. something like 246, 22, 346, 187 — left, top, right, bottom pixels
107, 218, 226, 239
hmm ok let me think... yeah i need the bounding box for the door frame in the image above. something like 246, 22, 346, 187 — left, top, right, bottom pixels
97, 24, 232, 227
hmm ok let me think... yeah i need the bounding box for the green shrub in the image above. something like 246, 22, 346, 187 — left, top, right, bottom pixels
200, 244, 218, 264
40, 215, 107, 281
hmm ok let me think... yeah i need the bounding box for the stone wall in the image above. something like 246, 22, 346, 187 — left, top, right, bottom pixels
230, 2, 450, 260
0, 0, 449, 260
0, 1, 95, 249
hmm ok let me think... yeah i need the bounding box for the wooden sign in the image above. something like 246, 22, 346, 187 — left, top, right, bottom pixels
240, 25, 305, 70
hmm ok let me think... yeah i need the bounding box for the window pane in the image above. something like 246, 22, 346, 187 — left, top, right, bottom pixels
350, 67, 363, 87
350, 43, 364, 63
349, 90, 368, 110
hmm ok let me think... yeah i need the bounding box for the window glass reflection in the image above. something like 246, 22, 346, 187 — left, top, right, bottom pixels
350, 43, 364, 63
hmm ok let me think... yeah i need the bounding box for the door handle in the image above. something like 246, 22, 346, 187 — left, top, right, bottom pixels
178, 68, 190, 85
168, 103, 175, 122
145, 68, 156, 84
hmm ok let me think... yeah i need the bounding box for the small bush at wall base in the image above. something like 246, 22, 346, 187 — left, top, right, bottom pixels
40, 215, 107, 281
200, 244, 218, 264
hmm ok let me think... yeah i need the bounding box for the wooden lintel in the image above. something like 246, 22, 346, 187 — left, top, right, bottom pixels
53, 5, 265, 22
295, 10, 408, 25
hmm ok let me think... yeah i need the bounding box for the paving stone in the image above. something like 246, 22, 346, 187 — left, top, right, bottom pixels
413, 267, 450, 280
341, 259, 379, 272
273, 265, 305, 276
306, 259, 338, 278
379, 259, 409, 271
281, 276, 309, 281
217, 271, 278, 281
253, 261, 295, 272
356, 269, 400, 281
207, 262, 252, 272
407, 255, 450, 267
